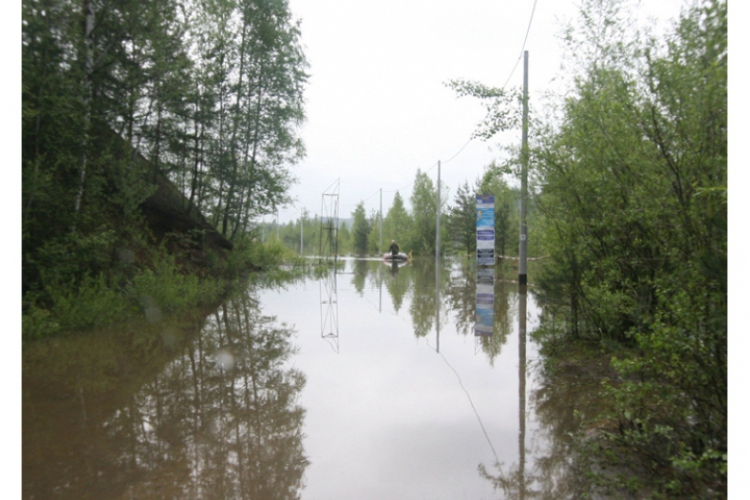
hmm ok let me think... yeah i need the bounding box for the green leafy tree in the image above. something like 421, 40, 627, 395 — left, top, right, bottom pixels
446, 181, 476, 256
22, 0, 309, 310
351, 203, 370, 255
407, 169, 438, 256
531, 0, 726, 494
382, 192, 412, 252
367, 209, 382, 254
451, 0, 726, 493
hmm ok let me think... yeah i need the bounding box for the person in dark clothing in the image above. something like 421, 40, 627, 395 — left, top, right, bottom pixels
389, 240, 399, 257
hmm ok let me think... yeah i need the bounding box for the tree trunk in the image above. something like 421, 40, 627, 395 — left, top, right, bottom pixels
222, 14, 255, 237
74, 0, 95, 216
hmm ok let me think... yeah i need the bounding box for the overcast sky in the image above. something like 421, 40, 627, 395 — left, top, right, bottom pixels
274, 0, 687, 223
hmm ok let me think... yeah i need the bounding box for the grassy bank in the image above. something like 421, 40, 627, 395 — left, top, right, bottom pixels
22, 237, 303, 341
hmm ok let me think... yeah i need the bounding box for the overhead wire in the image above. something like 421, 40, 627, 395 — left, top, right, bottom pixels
501, 0, 539, 91
441, 137, 473, 166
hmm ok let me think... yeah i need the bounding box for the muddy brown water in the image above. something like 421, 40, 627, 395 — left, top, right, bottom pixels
23, 258, 587, 499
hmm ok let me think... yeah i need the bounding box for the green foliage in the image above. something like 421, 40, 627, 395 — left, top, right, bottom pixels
408, 169, 439, 256
23, 0, 311, 340
23, 274, 128, 340
337, 222, 352, 255
366, 209, 382, 254
128, 252, 222, 315
382, 192, 412, 252
23, 245, 226, 340
520, 0, 726, 495
445, 80, 522, 140
351, 202, 370, 255
245, 238, 298, 268
446, 181, 476, 256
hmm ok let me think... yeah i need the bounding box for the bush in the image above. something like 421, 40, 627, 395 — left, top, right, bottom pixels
23, 273, 130, 339
23, 246, 226, 339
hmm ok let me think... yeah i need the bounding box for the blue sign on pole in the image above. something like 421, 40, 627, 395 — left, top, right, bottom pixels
476, 194, 495, 266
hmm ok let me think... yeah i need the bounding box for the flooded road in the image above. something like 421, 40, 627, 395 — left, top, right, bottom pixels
23, 258, 584, 499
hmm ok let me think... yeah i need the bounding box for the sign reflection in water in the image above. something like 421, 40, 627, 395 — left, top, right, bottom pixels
475, 267, 495, 336
477, 283, 530, 499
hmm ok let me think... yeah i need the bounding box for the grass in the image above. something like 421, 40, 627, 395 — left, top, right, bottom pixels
22, 237, 305, 341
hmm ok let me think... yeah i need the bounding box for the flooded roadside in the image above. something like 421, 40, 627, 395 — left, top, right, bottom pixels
23, 257, 597, 499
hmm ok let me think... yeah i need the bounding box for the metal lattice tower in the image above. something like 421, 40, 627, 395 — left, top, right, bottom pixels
318, 179, 340, 265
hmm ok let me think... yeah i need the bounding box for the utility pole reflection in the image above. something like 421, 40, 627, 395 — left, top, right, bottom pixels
518, 283, 527, 499
436, 258, 440, 353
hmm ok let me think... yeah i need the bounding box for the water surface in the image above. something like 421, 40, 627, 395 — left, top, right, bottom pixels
24, 258, 585, 499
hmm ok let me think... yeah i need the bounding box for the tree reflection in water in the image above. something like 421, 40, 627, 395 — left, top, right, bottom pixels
441, 260, 514, 364
348, 257, 515, 362
23, 291, 308, 500
478, 284, 604, 499
478, 284, 529, 499
384, 260, 410, 313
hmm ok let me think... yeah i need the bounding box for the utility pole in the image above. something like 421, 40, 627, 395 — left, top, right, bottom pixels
379, 188, 383, 254
436, 160, 441, 261
519, 51, 529, 286
276, 211, 280, 239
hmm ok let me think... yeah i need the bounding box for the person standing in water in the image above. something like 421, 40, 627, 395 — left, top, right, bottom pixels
389, 239, 399, 257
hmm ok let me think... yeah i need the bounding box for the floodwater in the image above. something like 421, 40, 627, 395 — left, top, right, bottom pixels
23, 257, 587, 500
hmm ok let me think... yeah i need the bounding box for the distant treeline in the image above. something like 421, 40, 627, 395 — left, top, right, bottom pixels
264, 163, 527, 258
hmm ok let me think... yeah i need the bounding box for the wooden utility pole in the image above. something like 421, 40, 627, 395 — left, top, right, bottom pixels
519, 51, 529, 285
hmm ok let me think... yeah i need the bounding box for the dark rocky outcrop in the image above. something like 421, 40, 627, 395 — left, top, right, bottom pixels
96, 126, 233, 268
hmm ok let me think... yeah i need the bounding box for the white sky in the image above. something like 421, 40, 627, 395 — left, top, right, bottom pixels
277, 0, 687, 224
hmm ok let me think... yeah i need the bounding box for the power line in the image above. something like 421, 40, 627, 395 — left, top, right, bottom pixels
501, 0, 539, 90
442, 138, 473, 166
